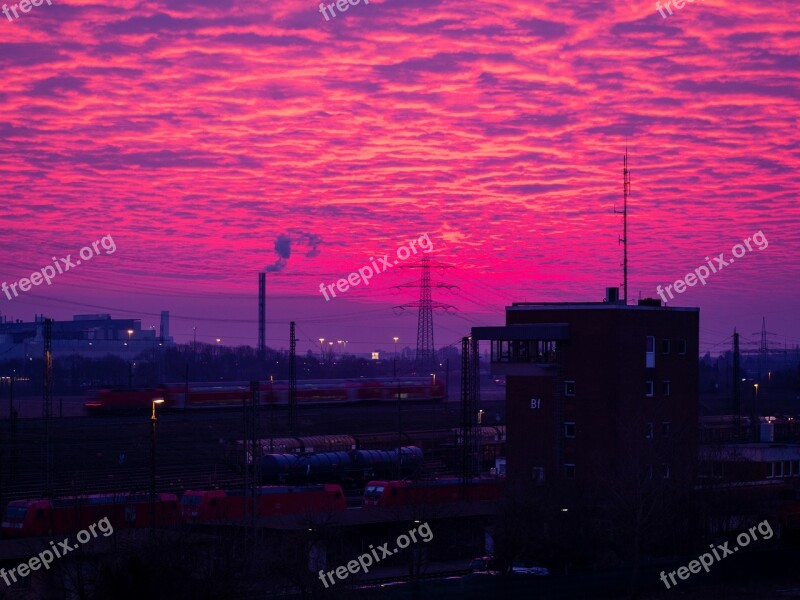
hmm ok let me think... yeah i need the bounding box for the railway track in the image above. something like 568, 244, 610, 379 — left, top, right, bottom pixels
0, 404, 505, 506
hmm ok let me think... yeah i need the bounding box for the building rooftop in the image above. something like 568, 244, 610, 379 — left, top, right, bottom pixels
509, 301, 698, 312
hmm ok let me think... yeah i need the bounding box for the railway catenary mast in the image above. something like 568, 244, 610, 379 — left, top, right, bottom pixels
460, 336, 480, 498
43, 317, 53, 498
289, 321, 297, 436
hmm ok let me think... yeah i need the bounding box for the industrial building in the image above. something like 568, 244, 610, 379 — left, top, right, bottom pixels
0, 312, 174, 360
475, 287, 699, 489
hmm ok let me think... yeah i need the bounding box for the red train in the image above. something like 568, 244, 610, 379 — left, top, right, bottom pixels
1, 493, 179, 538
362, 477, 506, 508
181, 484, 346, 523
86, 378, 446, 413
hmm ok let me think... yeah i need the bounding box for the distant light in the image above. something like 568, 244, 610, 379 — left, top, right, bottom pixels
153, 399, 165, 405
561, 508, 568, 512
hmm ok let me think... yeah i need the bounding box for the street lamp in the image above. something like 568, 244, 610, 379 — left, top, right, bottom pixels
150, 398, 165, 533
393, 337, 399, 360
431, 373, 436, 385
753, 384, 760, 442
478, 409, 485, 425
319, 338, 325, 359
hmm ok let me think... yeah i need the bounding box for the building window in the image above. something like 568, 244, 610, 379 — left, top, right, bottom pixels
784, 461, 791, 477
662, 463, 670, 479
678, 339, 687, 355
662, 422, 671, 437
564, 422, 576, 438
662, 338, 671, 354
775, 462, 783, 477
645, 422, 653, 439
646, 336, 655, 368
793, 461, 800, 477
645, 381, 654, 397
766, 462, 774, 478
564, 381, 576, 396
564, 464, 575, 480
491, 339, 559, 364
662, 381, 671, 397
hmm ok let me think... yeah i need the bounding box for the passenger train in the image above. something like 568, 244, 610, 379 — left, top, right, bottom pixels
85, 377, 446, 413
1, 493, 179, 537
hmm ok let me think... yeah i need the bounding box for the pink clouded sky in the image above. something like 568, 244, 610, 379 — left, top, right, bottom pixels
0, 0, 798, 358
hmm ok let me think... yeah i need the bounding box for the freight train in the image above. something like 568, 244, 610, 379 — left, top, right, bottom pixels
85, 377, 446, 414
1, 493, 179, 538
258, 446, 424, 485
181, 484, 346, 523
237, 427, 505, 455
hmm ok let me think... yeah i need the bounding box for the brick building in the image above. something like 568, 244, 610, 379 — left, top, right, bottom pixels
475, 288, 699, 490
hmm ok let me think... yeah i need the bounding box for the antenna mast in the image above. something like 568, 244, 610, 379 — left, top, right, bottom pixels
615, 149, 631, 304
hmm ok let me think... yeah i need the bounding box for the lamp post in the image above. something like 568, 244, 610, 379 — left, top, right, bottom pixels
393, 337, 399, 360
395, 358, 402, 479
753, 383, 759, 442
319, 338, 325, 361
150, 398, 165, 533
7, 373, 13, 422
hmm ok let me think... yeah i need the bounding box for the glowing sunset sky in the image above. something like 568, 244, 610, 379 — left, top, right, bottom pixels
1, 0, 798, 357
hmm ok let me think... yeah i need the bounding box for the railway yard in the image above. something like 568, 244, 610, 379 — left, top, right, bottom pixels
0, 395, 506, 506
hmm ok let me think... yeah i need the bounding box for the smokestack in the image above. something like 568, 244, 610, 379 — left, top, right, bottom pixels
160, 311, 170, 343
258, 272, 266, 358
